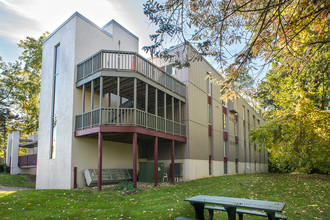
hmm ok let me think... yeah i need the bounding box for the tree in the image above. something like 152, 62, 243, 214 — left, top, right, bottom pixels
143, 0, 330, 173
0, 32, 48, 159
250, 95, 330, 173
250, 42, 329, 173
143, 0, 329, 95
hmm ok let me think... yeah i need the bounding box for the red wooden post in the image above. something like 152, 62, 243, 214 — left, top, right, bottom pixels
98, 132, 103, 191
154, 136, 158, 186
133, 132, 137, 188
171, 140, 175, 184
74, 167, 77, 189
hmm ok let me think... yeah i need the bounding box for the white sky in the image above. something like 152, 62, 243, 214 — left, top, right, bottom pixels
0, 0, 158, 62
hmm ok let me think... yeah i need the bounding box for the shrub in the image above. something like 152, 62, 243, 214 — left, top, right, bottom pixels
0, 164, 11, 173
5, 164, 10, 173
114, 181, 140, 193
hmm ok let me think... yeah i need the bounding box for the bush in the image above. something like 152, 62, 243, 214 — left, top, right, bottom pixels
0, 164, 10, 173
114, 181, 140, 193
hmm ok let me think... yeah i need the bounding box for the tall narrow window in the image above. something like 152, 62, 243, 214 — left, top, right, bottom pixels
224, 142, 228, 174
242, 106, 245, 121
224, 142, 227, 157
206, 73, 211, 95
247, 109, 250, 131
51, 44, 60, 159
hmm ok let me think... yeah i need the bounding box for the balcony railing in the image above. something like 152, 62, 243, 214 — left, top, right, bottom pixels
18, 154, 37, 168
77, 50, 186, 97
75, 107, 186, 137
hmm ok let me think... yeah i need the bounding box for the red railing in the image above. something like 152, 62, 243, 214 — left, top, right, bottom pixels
18, 154, 37, 168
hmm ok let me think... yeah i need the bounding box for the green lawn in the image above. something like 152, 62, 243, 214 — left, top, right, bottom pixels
0, 174, 328, 219
0, 174, 35, 188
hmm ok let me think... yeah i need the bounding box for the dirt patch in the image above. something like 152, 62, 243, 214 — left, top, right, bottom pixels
79, 181, 174, 191
21, 175, 36, 184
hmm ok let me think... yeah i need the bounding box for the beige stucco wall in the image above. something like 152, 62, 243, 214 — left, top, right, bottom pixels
37, 13, 140, 189
150, 44, 268, 181
103, 21, 139, 52
38, 13, 268, 189
72, 138, 133, 187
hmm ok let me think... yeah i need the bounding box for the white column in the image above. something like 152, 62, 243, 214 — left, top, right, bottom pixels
99, 76, 103, 125
164, 93, 166, 132
10, 131, 20, 174
155, 89, 158, 130
91, 80, 94, 110
82, 85, 85, 113
117, 77, 120, 125
145, 84, 148, 128
134, 78, 137, 125
6, 133, 12, 166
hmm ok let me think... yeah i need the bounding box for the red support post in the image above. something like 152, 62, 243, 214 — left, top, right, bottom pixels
98, 132, 103, 191
154, 136, 158, 186
132, 132, 137, 188
171, 140, 175, 184
74, 167, 77, 189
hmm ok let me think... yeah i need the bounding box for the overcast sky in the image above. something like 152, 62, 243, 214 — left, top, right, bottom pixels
0, 0, 159, 63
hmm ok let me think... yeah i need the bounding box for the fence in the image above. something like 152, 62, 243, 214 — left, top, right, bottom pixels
18, 154, 37, 168
75, 107, 186, 137
77, 50, 186, 97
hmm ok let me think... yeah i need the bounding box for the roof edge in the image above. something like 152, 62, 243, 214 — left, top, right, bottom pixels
102, 19, 139, 40
43, 12, 113, 43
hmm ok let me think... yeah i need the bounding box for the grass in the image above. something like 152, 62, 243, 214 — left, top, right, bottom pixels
0, 174, 35, 188
0, 173, 328, 219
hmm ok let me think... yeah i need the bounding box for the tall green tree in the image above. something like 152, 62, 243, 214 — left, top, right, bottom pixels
0, 32, 48, 159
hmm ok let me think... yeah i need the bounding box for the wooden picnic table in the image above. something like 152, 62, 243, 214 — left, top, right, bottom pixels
184, 195, 286, 220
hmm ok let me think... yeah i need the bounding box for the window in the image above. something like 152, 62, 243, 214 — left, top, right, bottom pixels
206, 73, 211, 95
161, 63, 175, 75
50, 44, 60, 159
223, 114, 226, 130
242, 106, 245, 121
166, 64, 173, 75
247, 109, 250, 131
224, 141, 227, 157
224, 142, 228, 174
234, 120, 238, 136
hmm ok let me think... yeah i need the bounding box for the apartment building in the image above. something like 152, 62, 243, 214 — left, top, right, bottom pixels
36, 12, 267, 190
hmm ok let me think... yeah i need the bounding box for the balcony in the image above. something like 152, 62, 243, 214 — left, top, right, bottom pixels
77, 50, 186, 97
18, 154, 37, 168
75, 107, 186, 137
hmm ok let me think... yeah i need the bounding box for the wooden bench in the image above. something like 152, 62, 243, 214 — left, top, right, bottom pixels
205, 205, 287, 220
